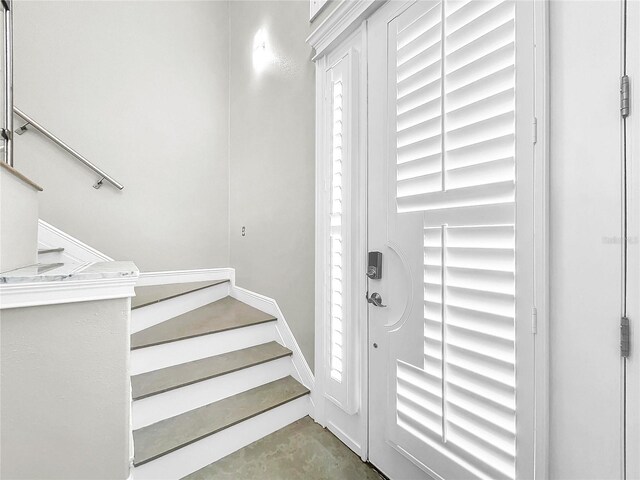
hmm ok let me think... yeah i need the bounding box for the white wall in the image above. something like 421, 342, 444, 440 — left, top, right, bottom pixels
12, 0, 319, 371
12, 1, 230, 271
228, 1, 316, 369
1, 299, 131, 479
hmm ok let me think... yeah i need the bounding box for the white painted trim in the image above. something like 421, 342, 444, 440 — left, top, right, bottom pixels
310, 0, 329, 22
136, 268, 235, 287
533, 1, 550, 478
230, 285, 315, 414
0, 275, 138, 310
313, 26, 369, 460
306, 0, 382, 60
314, 51, 329, 428
38, 219, 114, 263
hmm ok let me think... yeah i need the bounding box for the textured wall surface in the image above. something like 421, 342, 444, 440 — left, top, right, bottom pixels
1, 299, 131, 479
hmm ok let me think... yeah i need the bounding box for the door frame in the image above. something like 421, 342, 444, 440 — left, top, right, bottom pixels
309, 1, 550, 476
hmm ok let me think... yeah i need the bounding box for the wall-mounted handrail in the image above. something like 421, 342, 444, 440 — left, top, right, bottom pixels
13, 107, 124, 190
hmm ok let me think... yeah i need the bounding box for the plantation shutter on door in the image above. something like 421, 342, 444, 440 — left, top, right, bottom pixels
391, 1, 519, 479
326, 50, 359, 414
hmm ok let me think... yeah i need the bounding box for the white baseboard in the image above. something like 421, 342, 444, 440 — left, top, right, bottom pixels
131, 281, 230, 333
130, 321, 279, 375
230, 286, 316, 417
131, 395, 310, 480
38, 219, 114, 263
132, 357, 292, 429
136, 268, 235, 287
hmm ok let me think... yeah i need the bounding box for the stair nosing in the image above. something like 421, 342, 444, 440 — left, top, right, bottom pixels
132, 280, 229, 311
132, 376, 309, 467
130, 314, 277, 351
132, 342, 293, 400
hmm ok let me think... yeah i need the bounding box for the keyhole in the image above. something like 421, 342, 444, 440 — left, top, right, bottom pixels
241, 226, 246, 237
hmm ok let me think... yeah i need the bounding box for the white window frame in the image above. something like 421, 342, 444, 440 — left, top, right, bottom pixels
309, 1, 549, 475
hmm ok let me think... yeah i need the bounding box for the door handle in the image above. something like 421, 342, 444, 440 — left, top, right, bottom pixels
366, 292, 387, 307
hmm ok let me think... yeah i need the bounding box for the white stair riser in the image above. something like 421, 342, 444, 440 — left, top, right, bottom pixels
132, 357, 292, 429
37, 251, 65, 264
132, 395, 310, 480
131, 322, 278, 375
131, 283, 230, 333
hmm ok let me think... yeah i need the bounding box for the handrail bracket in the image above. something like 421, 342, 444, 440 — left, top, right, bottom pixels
15, 122, 29, 135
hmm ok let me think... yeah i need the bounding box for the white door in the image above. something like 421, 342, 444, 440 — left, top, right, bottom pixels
549, 1, 632, 478
367, 1, 536, 479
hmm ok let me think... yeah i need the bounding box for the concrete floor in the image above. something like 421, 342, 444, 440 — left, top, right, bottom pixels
184, 416, 384, 480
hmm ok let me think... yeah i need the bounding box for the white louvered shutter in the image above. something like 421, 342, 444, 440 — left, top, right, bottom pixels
325, 50, 359, 413
391, 1, 520, 479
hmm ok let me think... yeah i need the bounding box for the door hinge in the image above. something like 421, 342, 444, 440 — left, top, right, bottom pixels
621, 316, 630, 358
621, 75, 630, 118
532, 117, 538, 145
531, 307, 538, 334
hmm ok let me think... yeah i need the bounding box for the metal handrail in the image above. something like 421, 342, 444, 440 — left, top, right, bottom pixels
3, 0, 14, 167
13, 107, 124, 190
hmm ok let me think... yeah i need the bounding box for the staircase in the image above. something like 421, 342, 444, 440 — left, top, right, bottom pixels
129, 279, 311, 479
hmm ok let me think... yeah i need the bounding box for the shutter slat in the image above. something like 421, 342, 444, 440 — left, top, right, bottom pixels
398, 40, 442, 82
398, 171, 443, 198
398, 23, 441, 67
398, 115, 441, 148
446, 42, 514, 91
447, 133, 514, 171
329, 76, 344, 385
447, 64, 513, 107
398, 60, 442, 98
447, 88, 514, 130
398, 2, 442, 47
423, 202, 514, 227
398, 152, 442, 180
398, 78, 441, 112
447, 405, 515, 456
447, 157, 514, 190
398, 180, 514, 213
446, 18, 514, 72
398, 96, 441, 132
446, 284, 514, 317
446, 111, 514, 150
397, 133, 442, 165
447, 1, 512, 47
447, 424, 514, 480
447, 265, 514, 294
448, 388, 515, 434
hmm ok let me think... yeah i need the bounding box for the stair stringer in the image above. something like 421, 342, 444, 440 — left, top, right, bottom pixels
38, 219, 113, 263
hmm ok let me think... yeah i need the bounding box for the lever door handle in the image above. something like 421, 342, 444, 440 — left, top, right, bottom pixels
366, 292, 387, 307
